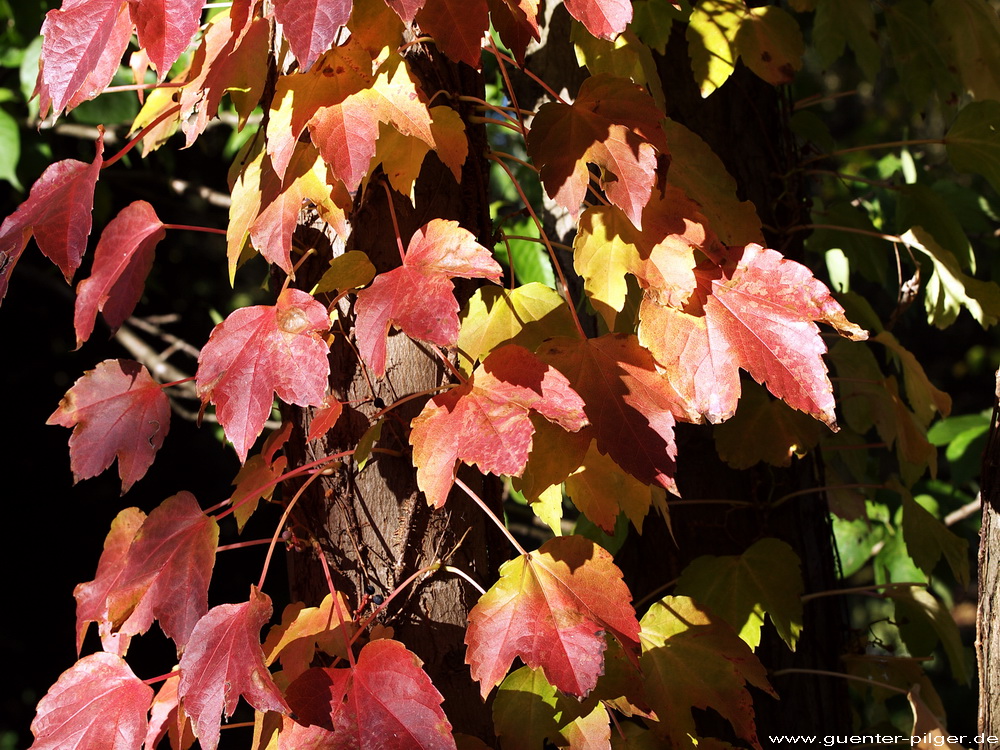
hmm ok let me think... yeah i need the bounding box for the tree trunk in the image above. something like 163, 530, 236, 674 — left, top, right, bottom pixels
978, 371, 1000, 746
278, 43, 504, 739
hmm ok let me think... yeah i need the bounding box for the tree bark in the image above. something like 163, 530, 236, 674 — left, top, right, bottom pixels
978, 371, 1000, 746
278, 44, 504, 739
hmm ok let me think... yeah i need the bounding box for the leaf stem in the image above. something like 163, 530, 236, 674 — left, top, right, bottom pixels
314, 539, 357, 668
802, 168, 901, 189
484, 42, 569, 105
501, 235, 573, 252
159, 375, 196, 388
102, 103, 181, 169
162, 223, 227, 236
455, 476, 527, 557
256, 468, 325, 591
491, 149, 539, 173
771, 483, 886, 509
103, 81, 183, 94
468, 115, 523, 133
141, 671, 176, 686
381, 181, 407, 264
486, 153, 587, 339
216, 538, 273, 553
801, 581, 927, 603
790, 223, 903, 244
769, 667, 908, 696
351, 564, 441, 644
800, 138, 944, 166
440, 564, 486, 595
486, 34, 529, 137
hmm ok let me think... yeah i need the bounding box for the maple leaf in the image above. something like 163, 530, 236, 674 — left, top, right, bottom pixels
0, 135, 104, 303
488, 0, 540, 64
179, 586, 289, 750
409, 344, 588, 508
537, 334, 680, 493
284, 639, 457, 750
307, 396, 345, 441
674, 537, 804, 651
196, 288, 332, 461
130, 0, 206, 78
526, 74, 668, 229
29, 652, 153, 750
263, 593, 356, 682
273, 0, 354, 70
563, 0, 631, 40
75, 491, 219, 652
144, 674, 196, 750
35, 0, 132, 118
465, 534, 640, 698
73, 200, 165, 347
639, 595, 776, 749
565, 441, 654, 534
355, 219, 502, 378
48, 359, 171, 493
639, 243, 868, 427
416, 0, 490, 68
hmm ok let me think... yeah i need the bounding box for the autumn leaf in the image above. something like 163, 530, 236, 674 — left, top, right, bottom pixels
565, 441, 654, 534
639, 596, 776, 749
29, 652, 153, 750
285, 639, 457, 749
73, 507, 146, 656
416, 0, 489, 68
231, 452, 287, 532
488, 0, 540, 64
493, 666, 609, 750
410, 344, 588, 507
144, 674, 196, 750
527, 74, 668, 229
0, 135, 104, 303
35, 0, 132, 117
908, 683, 964, 750
456, 283, 578, 374
197, 288, 332, 461
74, 200, 165, 347
307, 396, 345, 442
179, 586, 289, 750
355, 219, 502, 378
272, 0, 354, 70
130, 0, 207, 78
537, 334, 680, 493
465, 534, 640, 698
563, 0, 631, 40
639, 243, 868, 427
674, 537, 805, 651
263, 592, 356, 682
76, 491, 219, 652
48, 359, 171, 493
735, 5, 805, 86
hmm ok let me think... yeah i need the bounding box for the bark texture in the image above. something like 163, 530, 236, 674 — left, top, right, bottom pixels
978, 371, 1000, 746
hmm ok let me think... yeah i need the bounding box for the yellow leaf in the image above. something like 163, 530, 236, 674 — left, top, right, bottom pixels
735, 5, 804, 85
686, 0, 746, 97
566, 441, 653, 533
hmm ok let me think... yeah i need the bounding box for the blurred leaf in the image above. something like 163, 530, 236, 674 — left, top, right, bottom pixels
931, 0, 1000, 103
0, 106, 21, 189
885, 0, 959, 106
888, 586, 970, 684
946, 100, 1000, 197
901, 488, 969, 588
813, 0, 881, 81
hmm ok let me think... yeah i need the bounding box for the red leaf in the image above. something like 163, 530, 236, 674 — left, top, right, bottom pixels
487, 0, 539, 65
286, 639, 457, 750
538, 334, 680, 493
385, 0, 425, 23
527, 75, 667, 229
29, 652, 153, 750
410, 345, 588, 508
563, 0, 631, 40
48, 358, 170, 493
144, 674, 196, 750
273, 0, 354, 70
638, 243, 869, 427
465, 535, 640, 698
0, 135, 104, 303
355, 219, 501, 377
196, 288, 331, 461
130, 0, 206, 78
73, 200, 165, 347
416, 0, 489, 68
308, 397, 344, 441
74, 506, 146, 656
75, 492, 219, 654
179, 587, 289, 750
36, 0, 132, 117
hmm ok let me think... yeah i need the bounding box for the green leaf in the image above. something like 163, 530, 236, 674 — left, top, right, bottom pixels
572, 25, 665, 111
888, 586, 970, 684
494, 217, 555, 289
639, 596, 776, 748
896, 183, 975, 272
885, 0, 959, 106
734, 5, 804, 86
832, 509, 887, 578
931, 0, 1000, 103
902, 226, 1000, 328
631, 0, 688, 54
873, 331, 952, 427
945, 100, 1000, 197
493, 666, 607, 750
902, 491, 969, 588
0, 106, 21, 190
674, 537, 804, 651
314, 251, 377, 294
813, 0, 881, 81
